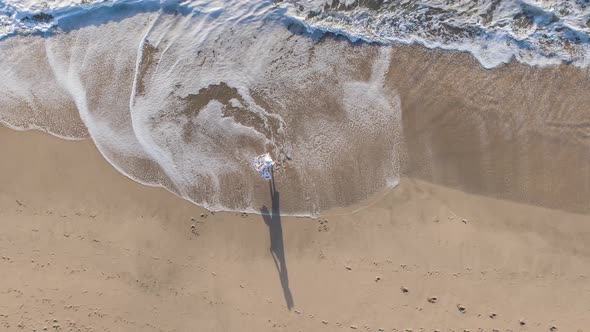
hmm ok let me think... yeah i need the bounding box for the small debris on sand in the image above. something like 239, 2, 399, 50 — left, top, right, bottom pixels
549, 326, 558, 331
378, 329, 385, 331
349, 325, 358, 329
400, 286, 409, 293
427, 296, 437, 303
457, 304, 466, 313
375, 276, 381, 282
489, 313, 497, 319
519, 319, 526, 326
345, 266, 352, 271
461, 219, 467, 224
322, 320, 328, 324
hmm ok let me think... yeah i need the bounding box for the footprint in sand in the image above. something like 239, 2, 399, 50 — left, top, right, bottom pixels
317, 219, 329, 232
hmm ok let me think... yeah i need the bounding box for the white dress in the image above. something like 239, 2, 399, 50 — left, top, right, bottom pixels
252, 153, 274, 180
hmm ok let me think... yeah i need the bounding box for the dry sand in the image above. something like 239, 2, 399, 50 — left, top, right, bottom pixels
1, 124, 589, 332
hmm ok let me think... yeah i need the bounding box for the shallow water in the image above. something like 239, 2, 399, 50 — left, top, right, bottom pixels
0, 0, 403, 216
0, 0, 588, 216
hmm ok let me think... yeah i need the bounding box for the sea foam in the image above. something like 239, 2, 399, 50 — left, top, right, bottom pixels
1, 0, 589, 68
1, 0, 586, 215
280, 0, 590, 68
0, 0, 403, 216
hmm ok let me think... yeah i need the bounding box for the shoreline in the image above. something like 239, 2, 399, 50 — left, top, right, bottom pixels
1, 19, 589, 215
1, 10, 589, 329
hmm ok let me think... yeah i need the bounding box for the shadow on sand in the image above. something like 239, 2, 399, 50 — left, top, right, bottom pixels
260, 174, 294, 310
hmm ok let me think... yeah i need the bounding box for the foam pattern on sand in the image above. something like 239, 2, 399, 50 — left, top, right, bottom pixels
0, 0, 402, 216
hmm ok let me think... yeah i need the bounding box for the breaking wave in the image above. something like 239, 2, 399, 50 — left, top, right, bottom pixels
282, 0, 590, 68
1, 0, 589, 68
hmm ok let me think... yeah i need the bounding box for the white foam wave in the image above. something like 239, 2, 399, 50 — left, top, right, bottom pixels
1, 0, 589, 68
280, 0, 590, 68
0, 0, 402, 215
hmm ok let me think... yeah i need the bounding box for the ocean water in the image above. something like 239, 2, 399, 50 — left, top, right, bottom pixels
284, 0, 590, 68
0, 0, 588, 215
1, 0, 589, 67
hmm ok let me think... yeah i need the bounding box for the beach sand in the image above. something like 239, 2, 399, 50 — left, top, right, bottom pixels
1, 1, 590, 330
1, 123, 589, 331
1, 10, 590, 328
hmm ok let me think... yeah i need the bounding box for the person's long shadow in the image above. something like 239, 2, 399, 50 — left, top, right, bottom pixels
261, 175, 294, 310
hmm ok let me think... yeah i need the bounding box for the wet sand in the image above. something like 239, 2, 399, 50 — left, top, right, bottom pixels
1, 124, 589, 331
388, 45, 590, 215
